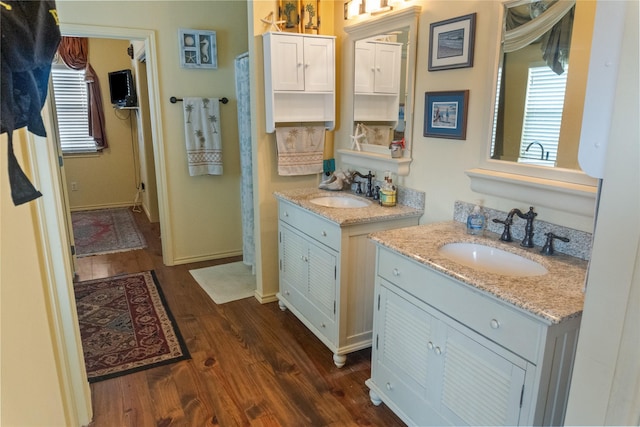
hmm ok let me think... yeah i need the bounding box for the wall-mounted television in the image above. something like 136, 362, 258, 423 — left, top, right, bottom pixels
108, 69, 138, 107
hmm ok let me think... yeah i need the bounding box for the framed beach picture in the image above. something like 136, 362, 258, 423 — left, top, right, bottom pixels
423, 90, 469, 140
428, 13, 476, 71
179, 29, 217, 69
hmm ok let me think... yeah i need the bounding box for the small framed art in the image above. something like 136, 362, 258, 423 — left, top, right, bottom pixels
423, 90, 469, 140
279, 0, 301, 32
179, 29, 217, 69
428, 13, 476, 71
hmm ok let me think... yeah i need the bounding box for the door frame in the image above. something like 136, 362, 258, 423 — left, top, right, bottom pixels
30, 24, 171, 424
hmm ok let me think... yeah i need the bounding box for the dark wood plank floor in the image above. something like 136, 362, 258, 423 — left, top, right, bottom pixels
77, 210, 405, 427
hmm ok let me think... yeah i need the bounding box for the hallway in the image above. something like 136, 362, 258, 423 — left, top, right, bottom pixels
77, 210, 404, 426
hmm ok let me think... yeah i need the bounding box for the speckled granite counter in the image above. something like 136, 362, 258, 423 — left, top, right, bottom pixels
274, 188, 424, 226
369, 221, 587, 324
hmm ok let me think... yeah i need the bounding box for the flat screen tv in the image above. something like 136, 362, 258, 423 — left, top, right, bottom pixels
108, 69, 137, 107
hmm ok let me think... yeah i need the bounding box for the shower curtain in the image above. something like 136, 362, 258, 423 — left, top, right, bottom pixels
234, 52, 255, 272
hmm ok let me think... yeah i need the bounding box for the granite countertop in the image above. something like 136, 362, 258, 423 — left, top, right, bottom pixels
369, 221, 587, 324
274, 188, 424, 226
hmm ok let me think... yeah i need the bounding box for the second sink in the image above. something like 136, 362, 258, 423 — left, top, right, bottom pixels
438, 242, 548, 277
309, 196, 371, 208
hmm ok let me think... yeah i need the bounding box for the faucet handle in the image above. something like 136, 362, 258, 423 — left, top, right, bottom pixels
541, 232, 570, 256
492, 217, 513, 242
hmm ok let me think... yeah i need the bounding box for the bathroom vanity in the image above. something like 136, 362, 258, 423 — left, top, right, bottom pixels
274, 188, 423, 367
367, 222, 587, 426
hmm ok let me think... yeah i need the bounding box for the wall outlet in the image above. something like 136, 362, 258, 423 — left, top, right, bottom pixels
71, 182, 78, 191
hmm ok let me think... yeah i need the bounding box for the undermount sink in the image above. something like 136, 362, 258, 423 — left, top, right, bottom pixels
309, 196, 371, 208
438, 242, 548, 277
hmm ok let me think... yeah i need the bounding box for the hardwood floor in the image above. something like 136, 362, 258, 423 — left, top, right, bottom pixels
76, 210, 405, 427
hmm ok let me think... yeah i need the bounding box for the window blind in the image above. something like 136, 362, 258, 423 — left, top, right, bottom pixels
519, 65, 568, 166
51, 66, 98, 153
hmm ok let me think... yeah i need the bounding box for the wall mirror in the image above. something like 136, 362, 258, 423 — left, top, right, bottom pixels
484, 0, 597, 184
337, 5, 421, 175
468, 0, 599, 217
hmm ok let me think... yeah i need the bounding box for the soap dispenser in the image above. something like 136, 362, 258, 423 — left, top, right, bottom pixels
466, 202, 486, 235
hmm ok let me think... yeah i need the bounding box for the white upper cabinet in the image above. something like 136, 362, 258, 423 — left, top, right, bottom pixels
354, 41, 401, 94
263, 32, 336, 132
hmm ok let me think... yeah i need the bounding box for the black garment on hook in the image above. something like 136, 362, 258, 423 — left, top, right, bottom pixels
1, 0, 61, 205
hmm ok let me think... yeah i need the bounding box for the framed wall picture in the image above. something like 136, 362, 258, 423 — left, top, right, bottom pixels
179, 29, 217, 69
428, 13, 476, 71
423, 90, 469, 140
301, 0, 320, 34
279, 0, 301, 33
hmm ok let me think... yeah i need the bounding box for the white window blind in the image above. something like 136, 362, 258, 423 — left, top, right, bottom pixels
51, 66, 98, 153
519, 65, 568, 166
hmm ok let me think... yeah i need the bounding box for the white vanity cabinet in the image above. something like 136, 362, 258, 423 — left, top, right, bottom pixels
277, 200, 419, 368
367, 246, 581, 426
263, 32, 335, 132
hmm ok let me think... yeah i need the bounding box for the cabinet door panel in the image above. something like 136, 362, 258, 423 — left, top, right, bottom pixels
303, 38, 334, 92
376, 284, 435, 398
354, 42, 375, 93
272, 35, 304, 91
374, 43, 401, 93
437, 326, 526, 426
307, 242, 337, 320
280, 226, 308, 293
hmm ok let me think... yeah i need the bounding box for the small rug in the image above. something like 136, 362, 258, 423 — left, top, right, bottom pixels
74, 271, 190, 383
189, 261, 256, 304
72, 208, 147, 257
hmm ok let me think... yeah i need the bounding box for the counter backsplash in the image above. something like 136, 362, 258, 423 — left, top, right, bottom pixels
454, 201, 593, 260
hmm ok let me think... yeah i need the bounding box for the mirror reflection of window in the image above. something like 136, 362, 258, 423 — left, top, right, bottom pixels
491, 0, 594, 171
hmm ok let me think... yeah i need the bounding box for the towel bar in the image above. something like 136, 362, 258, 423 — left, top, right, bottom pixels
170, 96, 228, 104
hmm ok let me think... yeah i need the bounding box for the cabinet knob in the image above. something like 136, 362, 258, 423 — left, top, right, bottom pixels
285, 290, 290, 296
321, 323, 326, 328
386, 382, 393, 391
284, 211, 289, 217
321, 230, 327, 237
434, 346, 442, 356
490, 319, 500, 329
392, 268, 400, 277
427, 341, 434, 350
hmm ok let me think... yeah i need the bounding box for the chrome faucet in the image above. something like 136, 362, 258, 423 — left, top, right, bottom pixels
525, 141, 548, 160
353, 170, 375, 198
492, 206, 537, 248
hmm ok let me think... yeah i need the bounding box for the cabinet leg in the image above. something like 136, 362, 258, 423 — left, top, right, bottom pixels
333, 353, 347, 368
369, 389, 382, 406
278, 300, 287, 311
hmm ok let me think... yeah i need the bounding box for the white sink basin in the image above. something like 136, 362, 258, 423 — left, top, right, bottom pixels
438, 242, 548, 277
309, 196, 371, 208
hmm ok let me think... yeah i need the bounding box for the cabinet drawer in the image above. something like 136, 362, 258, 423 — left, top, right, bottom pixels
377, 247, 543, 363
279, 201, 340, 250
280, 281, 337, 345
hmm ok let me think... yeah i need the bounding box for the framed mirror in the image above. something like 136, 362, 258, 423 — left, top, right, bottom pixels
467, 0, 599, 217
337, 5, 421, 176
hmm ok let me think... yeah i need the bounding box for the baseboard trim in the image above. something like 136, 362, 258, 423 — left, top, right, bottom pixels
172, 250, 243, 266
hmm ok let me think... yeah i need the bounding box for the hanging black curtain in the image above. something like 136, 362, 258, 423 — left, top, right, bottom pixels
1, 0, 61, 205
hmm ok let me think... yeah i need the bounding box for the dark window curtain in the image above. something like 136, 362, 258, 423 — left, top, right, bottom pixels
57, 37, 108, 149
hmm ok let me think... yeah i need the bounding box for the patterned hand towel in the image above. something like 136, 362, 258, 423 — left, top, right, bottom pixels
275, 126, 325, 176
183, 97, 222, 176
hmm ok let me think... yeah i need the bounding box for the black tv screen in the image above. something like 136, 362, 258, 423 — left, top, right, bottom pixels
108, 69, 137, 107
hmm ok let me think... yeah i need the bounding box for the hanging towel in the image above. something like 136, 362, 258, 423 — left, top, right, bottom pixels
275, 126, 325, 176
183, 97, 222, 176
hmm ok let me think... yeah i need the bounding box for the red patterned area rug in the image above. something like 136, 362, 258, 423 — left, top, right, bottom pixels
72, 208, 147, 257
74, 271, 190, 383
